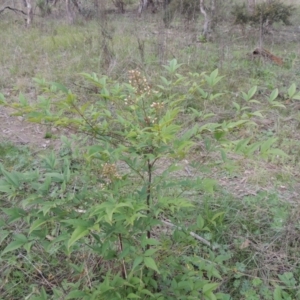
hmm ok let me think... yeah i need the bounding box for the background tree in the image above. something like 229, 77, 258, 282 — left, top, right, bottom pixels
25, 0, 33, 25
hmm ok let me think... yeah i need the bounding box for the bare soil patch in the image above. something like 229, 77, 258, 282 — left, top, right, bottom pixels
0, 106, 63, 149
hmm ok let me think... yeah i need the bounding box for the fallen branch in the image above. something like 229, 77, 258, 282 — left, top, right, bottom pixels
161, 220, 211, 248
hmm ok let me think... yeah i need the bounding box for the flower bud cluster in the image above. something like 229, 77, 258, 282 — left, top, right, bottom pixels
150, 101, 164, 110
144, 116, 157, 125
102, 163, 122, 183
124, 69, 152, 106
128, 69, 151, 96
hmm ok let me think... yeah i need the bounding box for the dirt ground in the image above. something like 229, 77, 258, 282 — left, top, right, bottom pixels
0, 106, 63, 150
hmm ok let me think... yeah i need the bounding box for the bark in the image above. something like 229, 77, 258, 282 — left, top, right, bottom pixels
138, 0, 148, 15
247, 0, 256, 14
66, 0, 73, 23
259, 11, 263, 48
138, 0, 156, 16
71, 0, 81, 14
210, 0, 216, 31
199, 0, 210, 38
25, 0, 33, 26
94, 0, 99, 15
112, 0, 125, 13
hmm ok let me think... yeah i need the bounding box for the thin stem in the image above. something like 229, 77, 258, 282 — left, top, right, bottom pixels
146, 159, 152, 250
118, 234, 127, 279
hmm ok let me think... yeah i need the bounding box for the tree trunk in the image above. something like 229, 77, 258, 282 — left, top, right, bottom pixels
94, 0, 99, 15
25, 0, 33, 26
71, 0, 81, 14
210, 0, 216, 31
199, 0, 210, 39
247, 0, 256, 14
259, 11, 263, 49
138, 0, 156, 16
66, 0, 73, 23
138, 0, 147, 16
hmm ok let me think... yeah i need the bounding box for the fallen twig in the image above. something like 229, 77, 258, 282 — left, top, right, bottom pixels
161, 220, 211, 247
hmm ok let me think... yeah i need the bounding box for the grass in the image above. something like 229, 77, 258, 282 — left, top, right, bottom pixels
1, 1, 300, 299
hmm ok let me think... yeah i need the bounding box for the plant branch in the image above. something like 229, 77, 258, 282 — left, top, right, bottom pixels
146, 159, 152, 250
118, 234, 127, 279
0, 6, 27, 15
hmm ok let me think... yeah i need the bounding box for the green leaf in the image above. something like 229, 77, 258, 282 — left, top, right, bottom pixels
132, 256, 144, 271
251, 111, 263, 118
201, 178, 217, 194
0, 182, 12, 194
260, 137, 277, 153
288, 83, 296, 98
232, 102, 240, 110
2, 208, 27, 223
235, 138, 251, 153
211, 268, 222, 280
66, 290, 88, 299
269, 88, 279, 102
292, 93, 300, 100
247, 86, 257, 100
160, 77, 171, 87
68, 226, 89, 249
197, 215, 205, 229
19, 93, 28, 106
211, 212, 225, 222
23, 241, 34, 254
220, 149, 227, 162
41, 287, 48, 299
127, 293, 141, 299
140, 289, 154, 297
209, 93, 224, 101
0, 92, 7, 104
1, 236, 28, 255
214, 130, 226, 141
29, 219, 49, 234
144, 238, 160, 246
144, 248, 158, 256
163, 59, 183, 73
144, 257, 160, 273
268, 148, 289, 158
51, 82, 69, 94
210, 69, 218, 80
203, 283, 219, 294
0, 166, 20, 188
273, 286, 283, 300
204, 291, 217, 300
0, 230, 9, 245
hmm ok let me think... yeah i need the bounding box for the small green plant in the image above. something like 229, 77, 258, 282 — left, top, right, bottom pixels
1, 61, 233, 299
